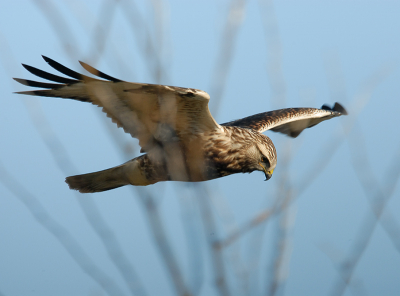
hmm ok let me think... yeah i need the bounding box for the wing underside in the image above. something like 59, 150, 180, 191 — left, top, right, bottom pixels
14, 56, 220, 152
222, 103, 347, 137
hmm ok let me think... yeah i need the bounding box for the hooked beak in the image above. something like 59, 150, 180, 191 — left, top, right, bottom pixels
259, 162, 274, 181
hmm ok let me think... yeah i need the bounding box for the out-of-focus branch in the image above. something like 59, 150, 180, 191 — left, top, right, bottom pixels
62, 0, 135, 79
380, 211, 400, 253
258, 0, 285, 109
347, 121, 400, 253
329, 127, 400, 296
84, 0, 120, 65
208, 187, 249, 295
196, 185, 231, 296
216, 62, 395, 250
322, 54, 400, 296
32, 0, 80, 57
136, 188, 192, 296
176, 186, 204, 296
324, 53, 400, 254
215, 204, 275, 250
265, 143, 294, 296
258, 1, 293, 293
119, 0, 169, 82
266, 202, 294, 296
0, 162, 125, 296
2, 32, 146, 296
210, 0, 246, 113
23, 100, 147, 296
89, 3, 193, 294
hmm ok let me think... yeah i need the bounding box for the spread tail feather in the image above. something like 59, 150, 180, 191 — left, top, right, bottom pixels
66, 165, 129, 193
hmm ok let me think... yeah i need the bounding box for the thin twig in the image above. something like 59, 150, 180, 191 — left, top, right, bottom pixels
217, 62, 395, 249
208, 187, 249, 295
0, 162, 125, 296
196, 185, 231, 296
3, 13, 146, 294
265, 143, 294, 296
120, 0, 169, 82
329, 128, 400, 296
176, 186, 204, 296
84, 0, 120, 65
32, 0, 80, 57
23, 98, 148, 296
210, 0, 247, 113
136, 188, 192, 296
258, 0, 286, 109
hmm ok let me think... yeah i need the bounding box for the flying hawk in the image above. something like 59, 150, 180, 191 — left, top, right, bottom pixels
14, 56, 347, 193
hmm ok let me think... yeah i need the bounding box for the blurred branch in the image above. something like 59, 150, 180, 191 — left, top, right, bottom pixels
258, 2, 293, 293
329, 126, 400, 296
208, 187, 249, 295
297, 62, 395, 195
210, 0, 246, 113
356, 161, 400, 252
32, 0, 80, 57
88, 2, 194, 294
62, 0, 135, 79
266, 203, 294, 296
196, 185, 231, 296
216, 203, 275, 250
322, 54, 400, 296
0, 161, 125, 296
216, 62, 395, 251
1, 27, 146, 296
324, 53, 400, 252
265, 144, 294, 296
258, 0, 286, 109
120, 0, 169, 82
177, 186, 204, 296
136, 188, 192, 296
85, 0, 120, 65
23, 100, 147, 296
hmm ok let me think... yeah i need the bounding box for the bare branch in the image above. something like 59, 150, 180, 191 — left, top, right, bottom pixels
329, 127, 400, 296
258, 0, 286, 109
32, 0, 80, 57
119, 0, 169, 82
0, 162, 125, 296
136, 188, 192, 296
2, 22, 146, 296
176, 187, 204, 296
210, 0, 247, 113
196, 185, 231, 296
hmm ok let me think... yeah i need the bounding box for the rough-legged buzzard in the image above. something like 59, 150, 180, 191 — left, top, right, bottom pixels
14, 56, 347, 193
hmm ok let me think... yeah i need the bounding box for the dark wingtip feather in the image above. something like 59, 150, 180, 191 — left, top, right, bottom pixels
321, 102, 348, 115
321, 104, 331, 111
79, 60, 123, 82
13, 77, 64, 89
21, 63, 78, 84
333, 102, 348, 115
14, 90, 48, 96
41, 55, 97, 82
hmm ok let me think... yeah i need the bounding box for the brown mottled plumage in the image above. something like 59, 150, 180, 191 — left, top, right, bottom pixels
14, 56, 347, 193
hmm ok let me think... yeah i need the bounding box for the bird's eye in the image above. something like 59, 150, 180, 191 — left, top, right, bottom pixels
261, 156, 269, 165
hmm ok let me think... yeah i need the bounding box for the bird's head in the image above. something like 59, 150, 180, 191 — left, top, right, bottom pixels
241, 134, 277, 181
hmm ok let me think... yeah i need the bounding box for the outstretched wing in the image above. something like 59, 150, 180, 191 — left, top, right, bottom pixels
221, 103, 347, 138
14, 56, 220, 152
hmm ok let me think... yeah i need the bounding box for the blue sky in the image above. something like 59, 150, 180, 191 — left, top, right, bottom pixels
1, 1, 400, 296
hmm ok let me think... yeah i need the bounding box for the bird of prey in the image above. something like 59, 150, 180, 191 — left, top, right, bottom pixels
14, 56, 347, 193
